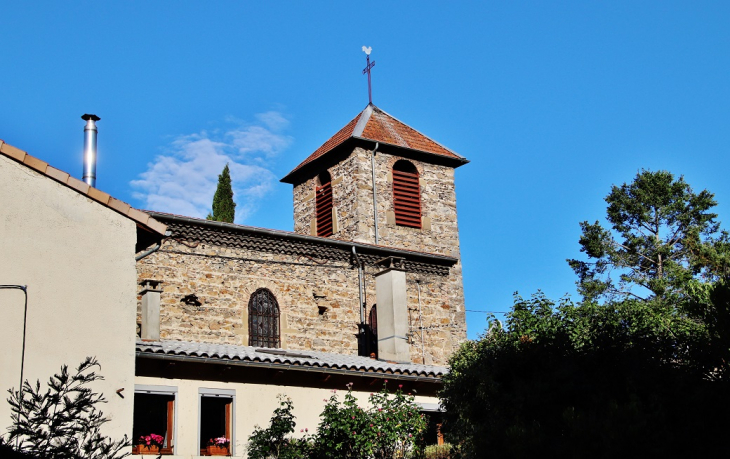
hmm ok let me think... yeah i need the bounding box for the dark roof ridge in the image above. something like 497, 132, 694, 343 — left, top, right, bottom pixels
147, 210, 458, 266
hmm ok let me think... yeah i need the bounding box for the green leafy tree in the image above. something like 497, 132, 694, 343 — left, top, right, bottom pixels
207, 164, 236, 223
441, 293, 726, 458
4, 357, 130, 459
568, 170, 720, 301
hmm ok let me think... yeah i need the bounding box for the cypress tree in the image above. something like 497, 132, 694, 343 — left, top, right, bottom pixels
207, 164, 236, 223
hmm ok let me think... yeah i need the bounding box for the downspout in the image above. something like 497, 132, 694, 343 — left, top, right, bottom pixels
416, 280, 425, 364
352, 246, 365, 323
135, 243, 161, 261
135, 232, 171, 261
370, 142, 380, 245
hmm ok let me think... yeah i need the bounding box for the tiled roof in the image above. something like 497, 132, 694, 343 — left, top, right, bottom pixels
148, 211, 456, 276
0, 139, 167, 236
136, 339, 447, 380
284, 105, 467, 180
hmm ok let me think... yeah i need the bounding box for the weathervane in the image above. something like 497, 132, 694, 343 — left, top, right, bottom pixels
362, 46, 375, 105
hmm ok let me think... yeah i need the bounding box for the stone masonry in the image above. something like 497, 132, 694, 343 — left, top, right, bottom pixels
136, 222, 466, 366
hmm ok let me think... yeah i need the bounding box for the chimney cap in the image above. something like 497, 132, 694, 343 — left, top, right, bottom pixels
81, 114, 100, 121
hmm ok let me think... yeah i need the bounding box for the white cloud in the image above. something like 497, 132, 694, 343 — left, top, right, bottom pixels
131, 112, 290, 223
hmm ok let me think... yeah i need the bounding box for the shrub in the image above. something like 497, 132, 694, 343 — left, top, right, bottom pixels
247, 395, 311, 459
424, 443, 452, 459
248, 381, 427, 459
4, 357, 130, 459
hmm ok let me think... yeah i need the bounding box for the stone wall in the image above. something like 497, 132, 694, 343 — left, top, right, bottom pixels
136, 236, 465, 366
292, 146, 462, 259
289, 146, 466, 365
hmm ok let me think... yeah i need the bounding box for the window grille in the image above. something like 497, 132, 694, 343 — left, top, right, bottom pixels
392, 161, 422, 228
316, 171, 333, 237
248, 288, 280, 348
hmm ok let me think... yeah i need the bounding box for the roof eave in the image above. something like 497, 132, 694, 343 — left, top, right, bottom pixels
280, 137, 469, 185
136, 350, 444, 382
147, 211, 458, 266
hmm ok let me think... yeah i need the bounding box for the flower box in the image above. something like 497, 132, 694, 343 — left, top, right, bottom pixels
136, 444, 161, 455
206, 444, 230, 456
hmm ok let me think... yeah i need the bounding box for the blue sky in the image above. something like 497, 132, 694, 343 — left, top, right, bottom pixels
3, 2, 730, 339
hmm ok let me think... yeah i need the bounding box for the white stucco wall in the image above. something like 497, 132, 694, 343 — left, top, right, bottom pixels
134, 375, 440, 459
0, 155, 138, 445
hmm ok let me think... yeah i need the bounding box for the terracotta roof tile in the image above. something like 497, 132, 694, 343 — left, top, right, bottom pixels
285, 105, 466, 179
45, 165, 70, 183
0, 139, 166, 236
87, 187, 111, 205
288, 113, 361, 174
0, 141, 27, 162
23, 154, 48, 173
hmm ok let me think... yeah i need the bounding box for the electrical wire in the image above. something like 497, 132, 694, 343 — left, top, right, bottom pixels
1, 284, 28, 445
466, 309, 510, 314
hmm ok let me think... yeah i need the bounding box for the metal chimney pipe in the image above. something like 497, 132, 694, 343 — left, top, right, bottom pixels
81, 114, 100, 187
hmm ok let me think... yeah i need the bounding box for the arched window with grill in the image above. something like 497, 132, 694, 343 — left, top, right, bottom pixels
392, 160, 422, 228
315, 171, 333, 237
248, 288, 280, 348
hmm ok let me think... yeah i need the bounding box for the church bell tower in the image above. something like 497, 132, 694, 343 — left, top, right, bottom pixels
281, 103, 469, 259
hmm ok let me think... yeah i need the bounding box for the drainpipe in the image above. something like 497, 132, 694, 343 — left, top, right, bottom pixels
416, 280, 425, 364
352, 246, 365, 323
370, 142, 380, 245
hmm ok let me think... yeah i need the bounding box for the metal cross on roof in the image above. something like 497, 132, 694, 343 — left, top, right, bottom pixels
362, 46, 375, 105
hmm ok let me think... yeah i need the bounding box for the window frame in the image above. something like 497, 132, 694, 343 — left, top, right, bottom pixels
133, 384, 178, 456
315, 171, 334, 237
248, 288, 281, 348
392, 161, 422, 229
198, 388, 236, 456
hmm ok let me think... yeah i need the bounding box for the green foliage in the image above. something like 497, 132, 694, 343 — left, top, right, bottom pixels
423, 443, 452, 459
313, 382, 426, 459
441, 291, 729, 458
4, 357, 130, 459
442, 170, 730, 457
248, 382, 426, 459
207, 164, 236, 223
568, 169, 721, 301
247, 395, 311, 459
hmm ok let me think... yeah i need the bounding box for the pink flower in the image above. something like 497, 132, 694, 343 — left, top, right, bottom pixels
305, 428, 308, 432
351, 416, 355, 419
399, 384, 403, 389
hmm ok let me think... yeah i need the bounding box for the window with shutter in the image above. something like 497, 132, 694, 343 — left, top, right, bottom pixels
392, 160, 422, 228
315, 171, 333, 237
248, 288, 280, 348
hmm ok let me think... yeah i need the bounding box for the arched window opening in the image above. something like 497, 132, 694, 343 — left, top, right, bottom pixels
248, 288, 280, 348
392, 160, 421, 228
316, 171, 333, 237
366, 305, 378, 358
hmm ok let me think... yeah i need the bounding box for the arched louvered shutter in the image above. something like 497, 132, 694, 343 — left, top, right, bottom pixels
248, 288, 280, 348
316, 171, 333, 237
392, 161, 422, 228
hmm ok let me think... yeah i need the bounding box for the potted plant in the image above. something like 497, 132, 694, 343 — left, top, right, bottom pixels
137, 433, 164, 454
206, 437, 231, 456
